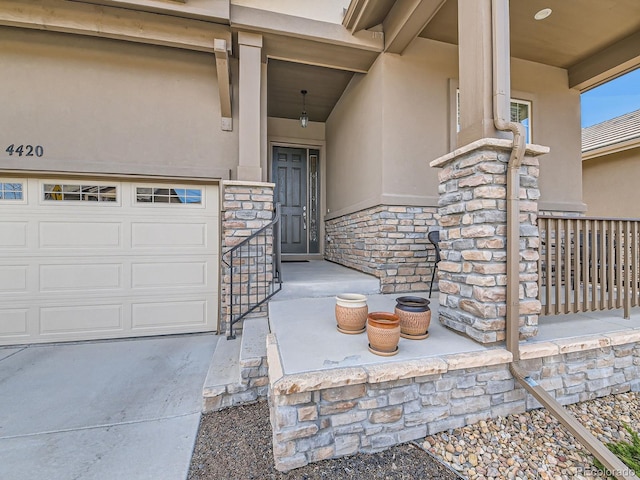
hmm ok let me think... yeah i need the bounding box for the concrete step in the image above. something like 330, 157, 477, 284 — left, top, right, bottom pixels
240, 316, 270, 367
202, 335, 241, 411
202, 316, 270, 412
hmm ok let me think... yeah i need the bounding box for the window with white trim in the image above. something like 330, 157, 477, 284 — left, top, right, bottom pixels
43, 184, 117, 202
510, 99, 532, 143
456, 89, 533, 143
0, 182, 24, 200
135, 187, 202, 205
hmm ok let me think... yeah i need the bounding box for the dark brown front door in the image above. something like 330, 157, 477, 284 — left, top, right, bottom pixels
273, 147, 307, 254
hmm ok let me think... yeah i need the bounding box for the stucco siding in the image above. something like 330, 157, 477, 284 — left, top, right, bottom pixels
583, 148, 640, 218
1, 27, 237, 179
380, 39, 457, 208
268, 118, 326, 143
325, 38, 584, 217
511, 57, 584, 213
325, 58, 384, 217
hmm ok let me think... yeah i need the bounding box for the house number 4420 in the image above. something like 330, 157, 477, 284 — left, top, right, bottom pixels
6, 144, 44, 157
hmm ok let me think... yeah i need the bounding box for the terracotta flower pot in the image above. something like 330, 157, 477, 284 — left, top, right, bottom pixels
366, 312, 400, 354
394, 296, 431, 338
335, 293, 368, 333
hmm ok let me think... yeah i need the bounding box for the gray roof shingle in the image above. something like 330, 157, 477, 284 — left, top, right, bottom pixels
582, 108, 640, 153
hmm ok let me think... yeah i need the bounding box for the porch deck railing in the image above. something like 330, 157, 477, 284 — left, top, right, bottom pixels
222, 204, 282, 339
537, 215, 640, 318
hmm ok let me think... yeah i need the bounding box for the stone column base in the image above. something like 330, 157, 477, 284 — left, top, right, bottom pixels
430, 139, 549, 344
221, 180, 274, 335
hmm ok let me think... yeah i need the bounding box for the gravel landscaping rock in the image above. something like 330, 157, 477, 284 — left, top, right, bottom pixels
189, 392, 640, 479
425, 392, 640, 480
188, 401, 460, 479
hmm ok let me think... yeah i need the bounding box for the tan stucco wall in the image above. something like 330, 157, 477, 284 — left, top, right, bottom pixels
511, 57, 585, 213
325, 60, 384, 217
0, 27, 237, 179
583, 148, 640, 218
379, 39, 457, 208
268, 118, 325, 143
325, 37, 585, 217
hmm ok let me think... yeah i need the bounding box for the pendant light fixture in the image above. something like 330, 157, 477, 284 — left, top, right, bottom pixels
300, 89, 309, 128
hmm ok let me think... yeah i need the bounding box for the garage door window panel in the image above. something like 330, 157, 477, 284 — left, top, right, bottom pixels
0, 181, 25, 201
135, 186, 203, 206
43, 184, 117, 203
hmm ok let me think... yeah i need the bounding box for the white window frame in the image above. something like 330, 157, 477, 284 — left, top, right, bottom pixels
133, 184, 205, 209
0, 179, 27, 204
39, 180, 121, 206
509, 98, 532, 143
449, 79, 535, 150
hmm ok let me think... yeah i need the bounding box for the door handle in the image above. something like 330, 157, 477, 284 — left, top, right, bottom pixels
302, 206, 307, 230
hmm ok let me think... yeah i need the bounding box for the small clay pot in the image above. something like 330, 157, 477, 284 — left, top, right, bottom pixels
366, 312, 400, 353
394, 296, 431, 337
335, 294, 368, 332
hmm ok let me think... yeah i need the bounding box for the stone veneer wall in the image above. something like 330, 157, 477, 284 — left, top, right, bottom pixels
324, 205, 439, 293
267, 331, 640, 472
432, 141, 547, 344
221, 181, 275, 335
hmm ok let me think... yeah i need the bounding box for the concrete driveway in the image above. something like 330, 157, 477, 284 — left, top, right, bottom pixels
0, 334, 216, 480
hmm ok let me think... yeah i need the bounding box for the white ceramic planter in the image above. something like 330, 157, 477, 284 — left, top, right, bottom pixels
335, 293, 367, 308
335, 293, 368, 333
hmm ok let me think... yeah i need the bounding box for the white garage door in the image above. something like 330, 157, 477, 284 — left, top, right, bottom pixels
0, 177, 219, 346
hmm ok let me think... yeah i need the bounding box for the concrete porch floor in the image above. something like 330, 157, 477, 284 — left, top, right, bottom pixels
273, 260, 381, 301
269, 294, 484, 375
269, 260, 640, 376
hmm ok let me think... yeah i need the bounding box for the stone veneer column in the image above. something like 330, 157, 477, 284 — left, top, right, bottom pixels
430, 139, 549, 344
221, 180, 275, 335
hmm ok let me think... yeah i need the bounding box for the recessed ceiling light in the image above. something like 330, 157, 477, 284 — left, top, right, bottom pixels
534, 8, 552, 20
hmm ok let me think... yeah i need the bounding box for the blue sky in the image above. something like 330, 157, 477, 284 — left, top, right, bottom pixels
581, 68, 640, 128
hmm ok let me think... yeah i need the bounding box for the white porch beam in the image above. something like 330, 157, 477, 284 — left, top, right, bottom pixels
0, 0, 231, 53
214, 39, 233, 131
569, 30, 640, 91
382, 0, 446, 54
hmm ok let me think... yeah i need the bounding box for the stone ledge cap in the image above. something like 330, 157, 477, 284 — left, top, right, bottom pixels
518, 329, 640, 359
554, 335, 611, 354
606, 328, 640, 346
364, 358, 448, 383
430, 138, 550, 168
223, 180, 275, 188
445, 348, 512, 370
271, 367, 368, 395
519, 341, 560, 360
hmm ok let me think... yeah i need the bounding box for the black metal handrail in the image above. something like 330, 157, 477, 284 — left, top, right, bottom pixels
222, 203, 282, 339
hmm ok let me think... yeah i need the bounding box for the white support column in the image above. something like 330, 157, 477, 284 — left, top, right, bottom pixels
456, 0, 505, 146
237, 32, 263, 181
